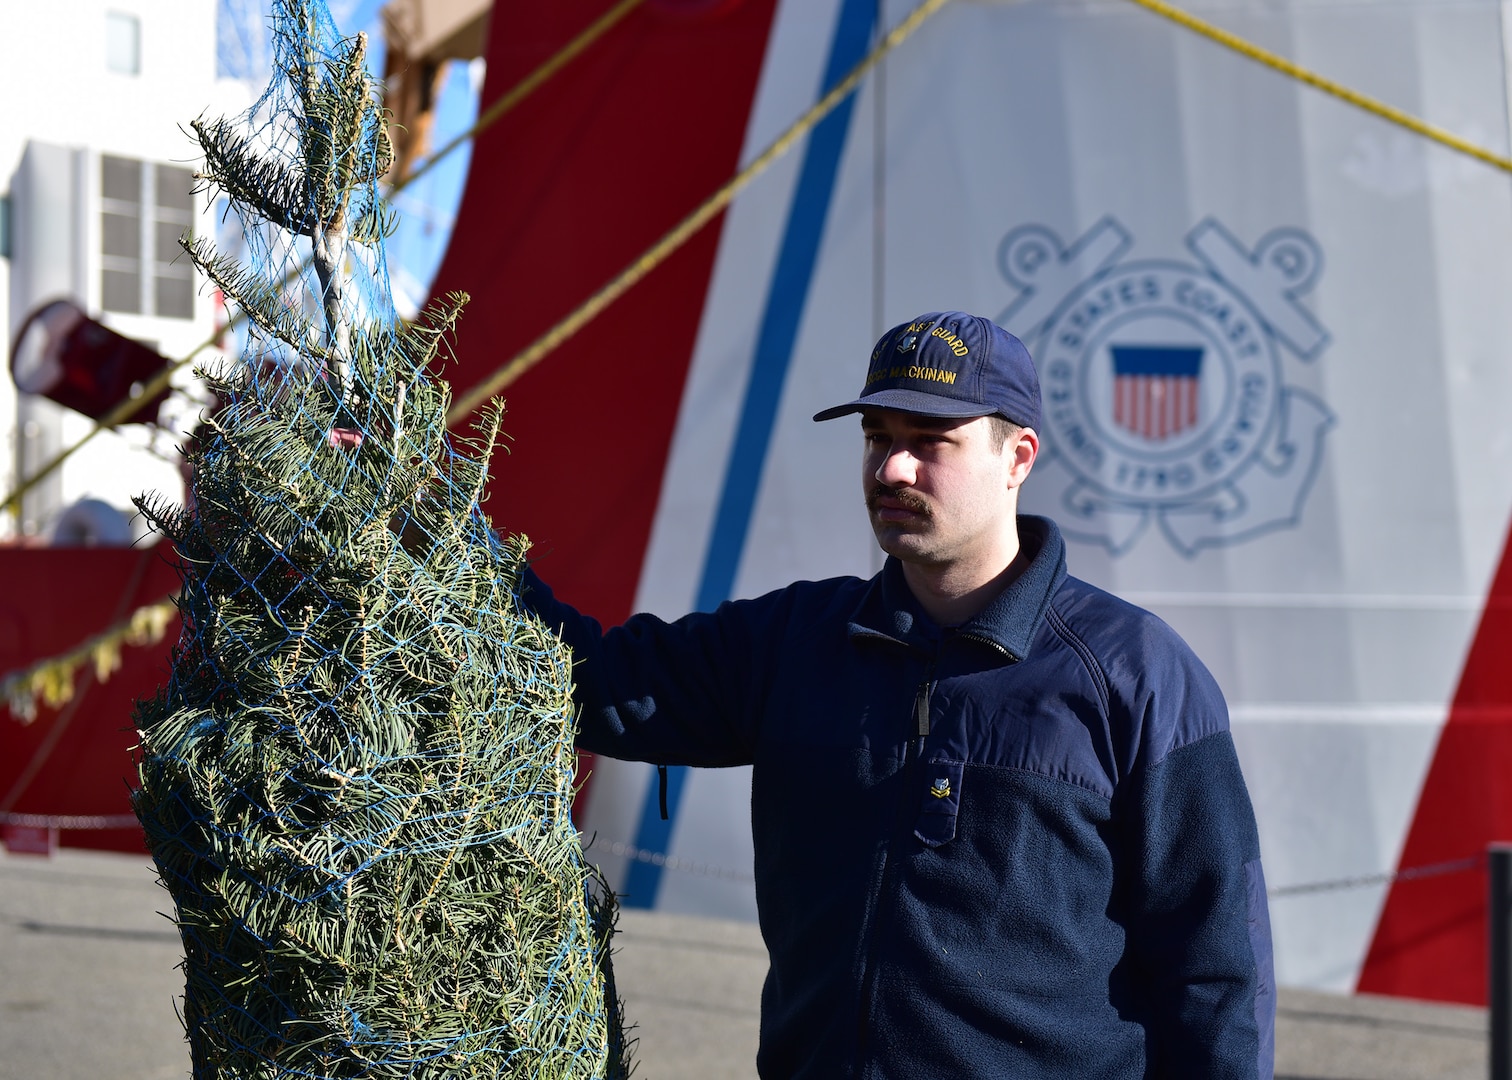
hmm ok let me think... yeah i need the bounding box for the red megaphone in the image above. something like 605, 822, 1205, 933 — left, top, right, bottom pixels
9, 298, 172, 423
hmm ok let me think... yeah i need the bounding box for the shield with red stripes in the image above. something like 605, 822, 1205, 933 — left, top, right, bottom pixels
1109, 344, 1205, 441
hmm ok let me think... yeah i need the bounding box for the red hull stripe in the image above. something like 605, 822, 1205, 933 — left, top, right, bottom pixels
429, 0, 781, 628
427, 2, 781, 824
1358, 526, 1512, 1003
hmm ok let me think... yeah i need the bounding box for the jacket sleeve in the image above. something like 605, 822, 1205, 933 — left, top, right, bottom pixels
518, 566, 767, 767
1117, 669, 1275, 1079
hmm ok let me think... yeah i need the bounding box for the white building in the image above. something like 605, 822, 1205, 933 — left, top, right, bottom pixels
0, 0, 246, 541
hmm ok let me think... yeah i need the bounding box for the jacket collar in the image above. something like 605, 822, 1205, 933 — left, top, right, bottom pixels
847, 515, 1068, 661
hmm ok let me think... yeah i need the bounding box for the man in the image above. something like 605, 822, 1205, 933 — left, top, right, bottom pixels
525, 311, 1275, 1078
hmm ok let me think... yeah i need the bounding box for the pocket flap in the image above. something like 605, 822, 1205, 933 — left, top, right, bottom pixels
914, 758, 964, 848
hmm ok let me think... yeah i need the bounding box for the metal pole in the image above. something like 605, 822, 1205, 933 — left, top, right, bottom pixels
1490, 844, 1512, 1080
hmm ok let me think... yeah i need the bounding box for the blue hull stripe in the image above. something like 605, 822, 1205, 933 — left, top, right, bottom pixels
623, 0, 879, 908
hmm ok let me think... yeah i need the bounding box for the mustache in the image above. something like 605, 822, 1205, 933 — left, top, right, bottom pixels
866, 485, 931, 517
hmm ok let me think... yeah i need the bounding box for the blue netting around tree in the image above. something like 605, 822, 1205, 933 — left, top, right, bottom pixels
131, 2, 630, 1075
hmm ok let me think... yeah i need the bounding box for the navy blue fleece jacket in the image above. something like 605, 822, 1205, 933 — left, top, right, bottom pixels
524, 516, 1274, 1079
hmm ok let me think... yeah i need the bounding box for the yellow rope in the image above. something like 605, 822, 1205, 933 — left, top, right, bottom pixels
2, 0, 955, 717
415, 0, 646, 186
0, 0, 648, 521
16, 0, 1509, 523
2, 595, 177, 724
1127, 0, 1512, 174
447, 0, 956, 422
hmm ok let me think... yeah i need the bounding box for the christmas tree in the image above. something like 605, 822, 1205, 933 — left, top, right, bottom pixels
131, 1, 629, 1075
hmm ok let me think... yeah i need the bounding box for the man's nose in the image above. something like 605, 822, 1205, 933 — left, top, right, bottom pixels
875, 447, 917, 486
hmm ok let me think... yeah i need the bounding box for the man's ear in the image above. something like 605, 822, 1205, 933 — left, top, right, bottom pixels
1008, 427, 1039, 488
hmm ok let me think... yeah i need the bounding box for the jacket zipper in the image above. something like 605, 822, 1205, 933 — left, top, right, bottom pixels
956, 630, 1018, 661
853, 664, 935, 1074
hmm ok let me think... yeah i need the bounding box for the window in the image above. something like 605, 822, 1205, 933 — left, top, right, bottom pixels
106, 12, 141, 76
100, 155, 196, 319
154, 165, 195, 318
101, 155, 143, 313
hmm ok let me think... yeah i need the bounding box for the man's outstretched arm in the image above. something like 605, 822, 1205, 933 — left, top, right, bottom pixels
517, 565, 769, 768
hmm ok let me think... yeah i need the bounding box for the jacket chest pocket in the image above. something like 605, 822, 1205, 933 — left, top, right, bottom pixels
914, 758, 965, 847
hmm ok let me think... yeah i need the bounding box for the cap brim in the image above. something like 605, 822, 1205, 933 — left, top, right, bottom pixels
812, 388, 996, 423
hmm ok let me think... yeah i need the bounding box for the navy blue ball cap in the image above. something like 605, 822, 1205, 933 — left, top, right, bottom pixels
812, 311, 1041, 429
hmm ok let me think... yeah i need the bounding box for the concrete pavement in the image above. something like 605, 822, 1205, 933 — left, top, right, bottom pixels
0, 847, 1489, 1079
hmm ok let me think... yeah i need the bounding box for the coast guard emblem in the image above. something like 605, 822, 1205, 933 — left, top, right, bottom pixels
996, 217, 1335, 556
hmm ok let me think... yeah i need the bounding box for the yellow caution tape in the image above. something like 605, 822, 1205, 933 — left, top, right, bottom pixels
417, 0, 647, 185
15, 0, 1509, 522
0, 0, 649, 522
1128, 0, 1512, 173
447, 0, 957, 421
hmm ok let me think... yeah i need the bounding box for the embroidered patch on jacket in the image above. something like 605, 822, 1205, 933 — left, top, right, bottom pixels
916, 759, 965, 848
